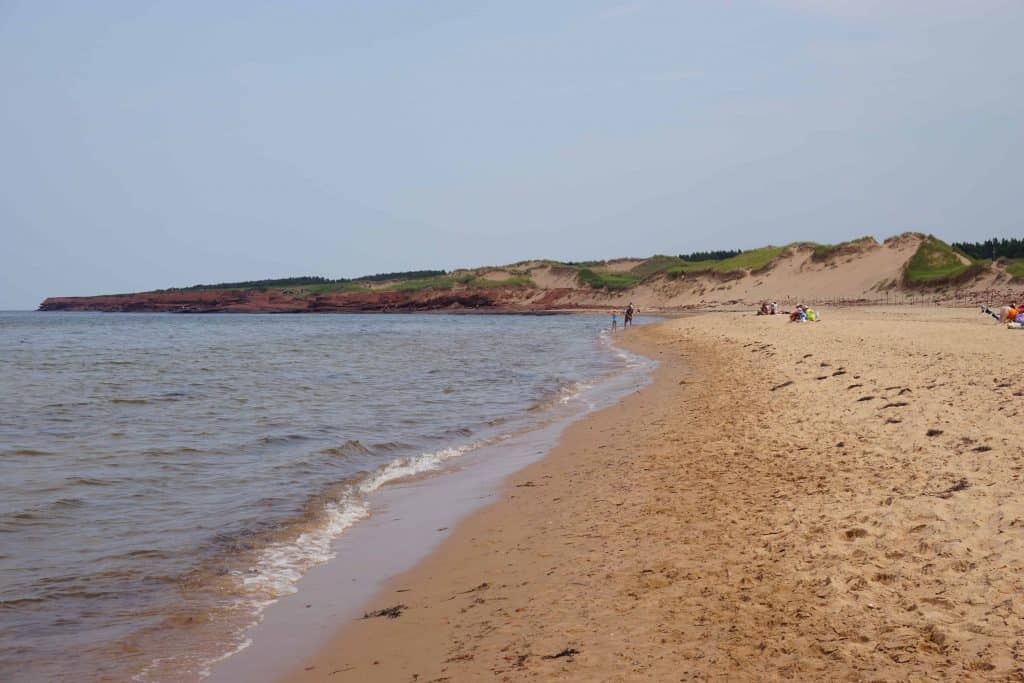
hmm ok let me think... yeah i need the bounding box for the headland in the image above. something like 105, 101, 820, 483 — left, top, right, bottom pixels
39, 233, 1024, 313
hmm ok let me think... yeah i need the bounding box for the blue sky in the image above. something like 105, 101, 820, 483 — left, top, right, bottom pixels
2, 0, 1022, 308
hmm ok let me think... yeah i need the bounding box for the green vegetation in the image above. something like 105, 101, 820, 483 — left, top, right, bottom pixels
902, 235, 974, 285
299, 281, 371, 295
953, 238, 1024, 261
372, 272, 535, 292
1005, 259, 1024, 279
359, 269, 446, 283
666, 245, 787, 276
146, 232, 1010, 299
163, 276, 337, 292
162, 270, 447, 293
677, 249, 743, 262
811, 244, 840, 261
628, 255, 686, 279
382, 276, 456, 292
466, 275, 535, 289
810, 236, 875, 262
574, 246, 790, 289
576, 268, 641, 291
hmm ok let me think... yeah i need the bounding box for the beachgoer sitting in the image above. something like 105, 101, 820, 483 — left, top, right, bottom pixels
805, 308, 820, 322
982, 304, 1020, 323
758, 302, 770, 315
789, 305, 806, 322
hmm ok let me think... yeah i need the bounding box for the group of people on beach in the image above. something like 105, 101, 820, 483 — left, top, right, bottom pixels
755, 301, 820, 322
788, 303, 821, 322
983, 303, 1024, 328
610, 303, 637, 332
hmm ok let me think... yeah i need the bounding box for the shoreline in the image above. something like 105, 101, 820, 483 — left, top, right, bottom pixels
280, 307, 1024, 680
205, 328, 656, 682
277, 323, 684, 681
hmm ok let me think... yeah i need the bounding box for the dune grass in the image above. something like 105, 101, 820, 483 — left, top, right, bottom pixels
1005, 259, 1024, 279
666, 245, 787, 276
575, 246, 790, 289
574, 246, 790, 289
378, 273, 535, 291
902, 236, 974, 284
810, 236, 876, 262
299, 282, 371, 295
628, 255, 687, 279
467, 275, 535, 289
382, 276, 456, 292
576, 268, 642, 291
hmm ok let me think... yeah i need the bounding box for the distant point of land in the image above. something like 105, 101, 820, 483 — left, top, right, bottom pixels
38, 234, 1024, 313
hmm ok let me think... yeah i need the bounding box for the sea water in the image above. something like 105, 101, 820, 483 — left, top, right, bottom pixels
0, 312, 651, 681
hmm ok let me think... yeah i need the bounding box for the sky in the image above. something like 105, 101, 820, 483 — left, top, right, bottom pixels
1, 1, 1022, 309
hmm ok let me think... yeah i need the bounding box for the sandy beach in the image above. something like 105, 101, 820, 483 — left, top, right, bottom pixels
284, 307, 1024, 681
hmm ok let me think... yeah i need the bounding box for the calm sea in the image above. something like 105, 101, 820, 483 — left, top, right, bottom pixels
0, 312, 649, 681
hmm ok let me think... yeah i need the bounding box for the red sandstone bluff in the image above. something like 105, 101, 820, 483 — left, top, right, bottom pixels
37, 287, 564, 314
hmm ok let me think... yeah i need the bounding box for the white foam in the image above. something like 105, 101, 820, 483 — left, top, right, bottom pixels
237, 499, 370, 599
357, 443, 477, 494
233, 442, 491, 607
558, 380, 591, 405
185, 334, 655, 680
174, 441, 490, 680
138, 445, 481, 680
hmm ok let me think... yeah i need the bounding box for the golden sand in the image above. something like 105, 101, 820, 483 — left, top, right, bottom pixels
286, 307, 1024, 681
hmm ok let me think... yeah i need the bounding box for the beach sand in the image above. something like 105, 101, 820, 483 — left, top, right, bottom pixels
284, 307, 1024, 681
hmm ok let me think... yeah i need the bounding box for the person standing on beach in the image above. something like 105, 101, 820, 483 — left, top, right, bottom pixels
624, 303, 634, 328
611, 310, 618, 332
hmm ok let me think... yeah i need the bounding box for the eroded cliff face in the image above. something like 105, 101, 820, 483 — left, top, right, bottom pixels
38, 288, 542, 313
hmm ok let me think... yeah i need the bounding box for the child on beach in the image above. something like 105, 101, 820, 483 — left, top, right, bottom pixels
611, 311, 618, 332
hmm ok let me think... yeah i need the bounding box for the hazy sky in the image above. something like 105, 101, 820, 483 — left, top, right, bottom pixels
2, 1, 1022, 308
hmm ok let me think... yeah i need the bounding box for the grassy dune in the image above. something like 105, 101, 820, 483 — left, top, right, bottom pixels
902, 235, 979, 285
666, 245, 787, 277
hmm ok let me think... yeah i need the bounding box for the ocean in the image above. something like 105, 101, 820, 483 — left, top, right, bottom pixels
0, 312, 651, 681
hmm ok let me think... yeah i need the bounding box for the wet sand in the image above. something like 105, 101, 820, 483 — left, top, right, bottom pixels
284, 307, 1024, 680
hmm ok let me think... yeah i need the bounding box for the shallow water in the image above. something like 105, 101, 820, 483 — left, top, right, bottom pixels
0, 312, 644, 681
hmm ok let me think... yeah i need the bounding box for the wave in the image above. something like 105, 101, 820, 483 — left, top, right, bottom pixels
242, 441, 485, 598
257, 434, 312, 446
323, 439, 373, 457
130, 438, 491, 681
527, 379, 590, 412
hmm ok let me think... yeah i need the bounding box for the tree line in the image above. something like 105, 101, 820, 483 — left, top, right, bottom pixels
952, 238, 1024, 261
677, 249, 743, 262
168, 270, 447, 291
